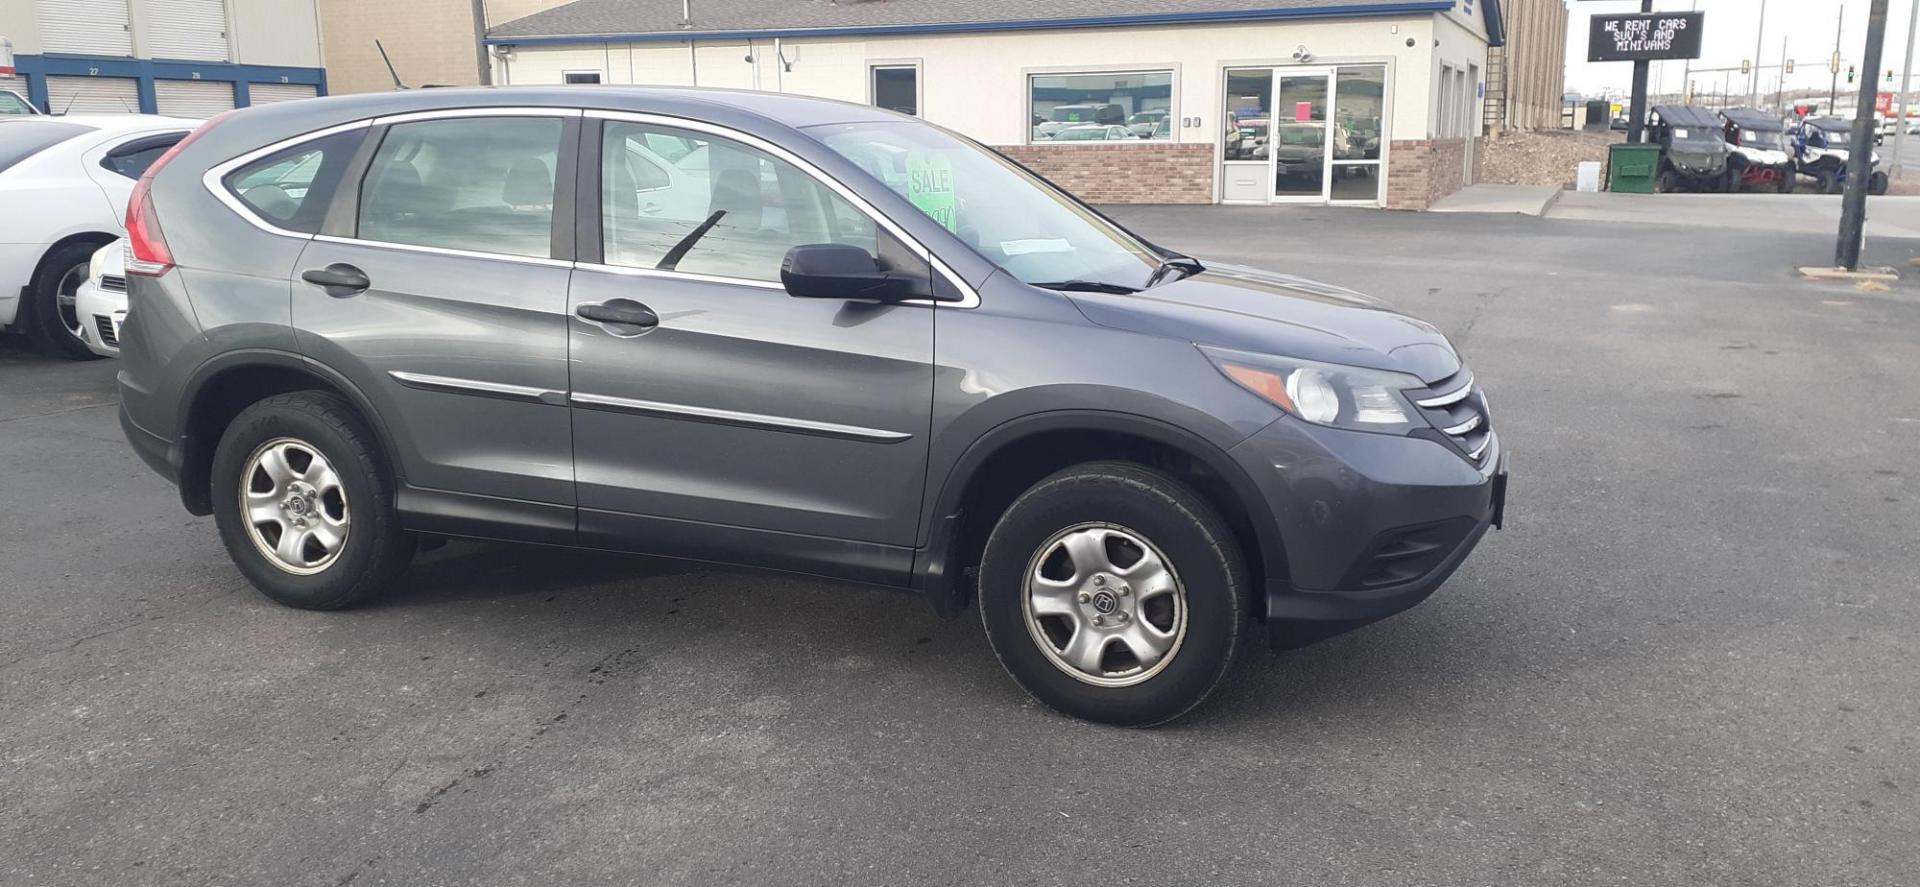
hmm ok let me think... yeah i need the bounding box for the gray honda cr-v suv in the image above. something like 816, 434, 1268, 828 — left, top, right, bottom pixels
117, 88, 1505, 725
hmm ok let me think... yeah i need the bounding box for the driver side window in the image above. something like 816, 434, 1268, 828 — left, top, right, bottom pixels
600, 121, 878, 282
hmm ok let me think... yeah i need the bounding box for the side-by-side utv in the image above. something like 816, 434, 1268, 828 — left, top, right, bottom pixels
1648, 105, 1732, 193
1793, 117, 1889, 195
1719, 107, 1796, 193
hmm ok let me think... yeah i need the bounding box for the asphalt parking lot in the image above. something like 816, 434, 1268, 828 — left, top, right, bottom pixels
4, 206, 1917, 885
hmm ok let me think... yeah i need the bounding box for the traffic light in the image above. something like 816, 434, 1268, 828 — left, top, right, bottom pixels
1786, 59, 1795, 74
1889, 69, 1897, 82
1848, 65, 1857, 83
1742, 59, 1751, 75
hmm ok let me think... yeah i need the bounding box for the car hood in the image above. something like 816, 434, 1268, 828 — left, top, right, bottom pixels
1066, 263, 1461, 383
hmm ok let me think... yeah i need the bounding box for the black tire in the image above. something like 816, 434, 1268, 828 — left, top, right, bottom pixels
1776, 169, 1797, 193
977, 461, 1248, 727
25, 241, 105, 361
1816, 168, 1840, 194
211, 390, 414, 610
1870, 171, 1890, 195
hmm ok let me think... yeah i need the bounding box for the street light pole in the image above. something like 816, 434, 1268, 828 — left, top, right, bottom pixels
1892, 0, 1919, 178
1833, 4, 1846, 112
1751, 0, 1768, 104
1837, 0, 1891, 271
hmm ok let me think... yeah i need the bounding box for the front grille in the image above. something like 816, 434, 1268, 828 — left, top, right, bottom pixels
94, 315, 118, 347
1414, 367, 1492, 463
100, 274, 127, 293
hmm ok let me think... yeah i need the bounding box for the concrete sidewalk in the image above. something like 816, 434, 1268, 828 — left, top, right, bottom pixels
1545, 191, 1920, 238
1427, 183, 1563, 215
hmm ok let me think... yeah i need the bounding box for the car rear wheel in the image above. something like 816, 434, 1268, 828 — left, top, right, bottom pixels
1776, 170, 1797, 193
1870, 171, 1890, 195
211, 391, 413, 609
977, 462, 1247, 726
27, 242, 104, 361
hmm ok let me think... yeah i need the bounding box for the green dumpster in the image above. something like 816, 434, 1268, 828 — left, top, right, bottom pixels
1607, 143, 1661, 193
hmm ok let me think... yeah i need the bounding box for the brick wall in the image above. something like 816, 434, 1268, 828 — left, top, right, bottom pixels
1385, 138, 1474, 210
995, 143, 1215, 204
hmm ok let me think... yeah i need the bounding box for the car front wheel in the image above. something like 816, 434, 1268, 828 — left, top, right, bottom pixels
211, 391, 414, 609
977, 462, 1247, 726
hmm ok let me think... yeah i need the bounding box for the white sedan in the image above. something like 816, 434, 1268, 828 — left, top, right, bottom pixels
74, 238, 126, 358
0, 114, 198, 359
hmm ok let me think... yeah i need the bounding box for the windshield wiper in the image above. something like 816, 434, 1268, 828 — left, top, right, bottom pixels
1144, 254, 1205, 288
1030, 279, 1140, 294
656, 209, 728, 272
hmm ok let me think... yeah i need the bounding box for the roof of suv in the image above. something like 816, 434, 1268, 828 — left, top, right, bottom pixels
233, 85, 902, 132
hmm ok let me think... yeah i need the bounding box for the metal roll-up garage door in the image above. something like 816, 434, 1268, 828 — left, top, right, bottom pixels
246, 83, 318, 105
36, 0, 134, 56
144, 0, 230, 62
154, 79, 235, 118
45, 76, 141, 114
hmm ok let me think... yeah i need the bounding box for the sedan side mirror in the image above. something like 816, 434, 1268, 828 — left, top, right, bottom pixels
781, 243, 932, 302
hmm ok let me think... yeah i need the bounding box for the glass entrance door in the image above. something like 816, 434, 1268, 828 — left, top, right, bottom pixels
1271, 70, 1332, 201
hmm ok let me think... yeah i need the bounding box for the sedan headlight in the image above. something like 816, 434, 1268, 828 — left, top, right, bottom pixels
1200, 344, 1424, 434
87, 244, 111, 285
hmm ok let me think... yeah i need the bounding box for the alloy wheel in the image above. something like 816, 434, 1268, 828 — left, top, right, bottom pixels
240, 437, 350, 575
1022, 523, 1188, 688
55, 262, 88, 344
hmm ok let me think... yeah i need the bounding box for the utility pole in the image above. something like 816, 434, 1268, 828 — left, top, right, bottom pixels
1893, 0, 1919, 177
1838, 0, 1891, 271
1682, 0, 1698, 103
1751, 0, 1769, 104
1833, 5, 1846, 111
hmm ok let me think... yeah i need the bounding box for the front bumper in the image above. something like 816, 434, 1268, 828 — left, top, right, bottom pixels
1228, 417, 1506, 648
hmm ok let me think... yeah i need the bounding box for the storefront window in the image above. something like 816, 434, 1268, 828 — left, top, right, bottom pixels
1029, 70, 1173, 143
1223, 69, 1272, 161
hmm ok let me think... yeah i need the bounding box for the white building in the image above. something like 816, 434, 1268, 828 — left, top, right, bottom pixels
0, 0, 326, 118
485, 0, 1507, 209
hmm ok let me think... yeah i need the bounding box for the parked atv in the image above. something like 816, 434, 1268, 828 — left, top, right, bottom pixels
1648, 105, 1732, 192
1793, 117, 1889, 195
1719, 107, 1797, 193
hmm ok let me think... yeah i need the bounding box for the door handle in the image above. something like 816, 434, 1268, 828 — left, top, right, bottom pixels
301, 263, 370, 297
576, 299, 659, 336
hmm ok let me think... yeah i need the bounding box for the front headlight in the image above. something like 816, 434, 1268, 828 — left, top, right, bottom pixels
1200, 344, 1424, 434
87, 244, 111, 285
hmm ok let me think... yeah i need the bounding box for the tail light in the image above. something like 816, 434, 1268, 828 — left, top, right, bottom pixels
125, 110, 237, 277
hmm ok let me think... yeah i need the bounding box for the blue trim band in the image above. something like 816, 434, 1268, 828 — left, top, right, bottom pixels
1483, 0, 1505, 48
485, 2, 1458, 46
12, 53, 325, 113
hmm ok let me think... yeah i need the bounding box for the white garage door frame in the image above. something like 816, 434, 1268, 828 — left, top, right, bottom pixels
143, 0, 232, 63
35, 0, 134, 57
45, 75, 141, 114
154, 78, 236, 118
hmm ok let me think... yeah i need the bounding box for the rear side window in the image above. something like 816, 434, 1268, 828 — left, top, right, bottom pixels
100, 133, 187, 179
223, 129, 366, 234
0, 92, 35, 115
0, 120, 95, 174
356, 117, 563, 259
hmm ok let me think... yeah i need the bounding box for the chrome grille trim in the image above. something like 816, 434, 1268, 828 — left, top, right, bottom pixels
1466, 435, 1491, 461
1414, 371, 1474, 407
1442, 414, 1482, 436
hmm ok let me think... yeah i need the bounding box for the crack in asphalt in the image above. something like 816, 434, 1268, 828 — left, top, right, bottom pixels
0, 401, 118, 424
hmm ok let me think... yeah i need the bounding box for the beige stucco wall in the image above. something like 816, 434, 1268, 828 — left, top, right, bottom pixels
494, 16, 1448, 145
316, 0, 572, 95
0, 2, 43, 56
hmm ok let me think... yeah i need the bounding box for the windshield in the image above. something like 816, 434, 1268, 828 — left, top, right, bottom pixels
812, 120, 1159, 289
0, 120, 94, 174
1822, 127, 1852, 147
1669, 126, 1724, 145
1742, 128, 1787, 151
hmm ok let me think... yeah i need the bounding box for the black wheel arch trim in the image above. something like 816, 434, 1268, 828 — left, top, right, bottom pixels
910, 407, 1288, 617
174, 348, 403, 515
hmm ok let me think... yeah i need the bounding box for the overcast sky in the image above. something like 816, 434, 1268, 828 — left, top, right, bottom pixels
1564, 0, 1920, 97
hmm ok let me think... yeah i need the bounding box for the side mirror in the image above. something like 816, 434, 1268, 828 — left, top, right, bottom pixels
780, 243, 933, 302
